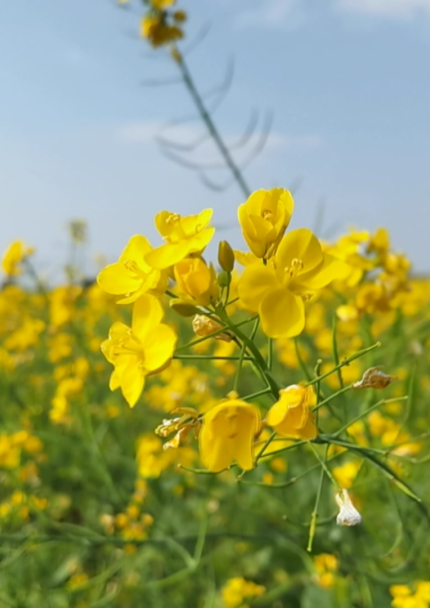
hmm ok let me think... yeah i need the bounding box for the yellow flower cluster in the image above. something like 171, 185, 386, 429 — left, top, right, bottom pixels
221, 577, 265, 608
390, 582, 430, 608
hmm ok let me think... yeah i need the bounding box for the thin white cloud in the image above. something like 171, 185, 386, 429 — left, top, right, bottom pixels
337, 0, 430, 19
235, 0, 305, 29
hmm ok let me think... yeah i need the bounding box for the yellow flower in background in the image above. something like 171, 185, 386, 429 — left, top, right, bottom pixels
390, 582, 430, 608
1, 241, 34, 276
97, 235, 167, 304
314, 553, 338, 589
238, 228, 347, 338
199, 398, 260, 472
101, 294, 177, 407
145, 209, 215, 269
222, 577, 265, 608
267, 384, 317, 440
141, 14, 183, 47
50, 286, 82, 328
238, 188, 294, 259
174, 257, 219, 306
332, 460, 360, 489
151, 0, 176, 8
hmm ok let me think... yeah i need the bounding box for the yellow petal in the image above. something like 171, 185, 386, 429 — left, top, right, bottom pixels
297, 413, 317, 440
118, 235, 152, 266
144, 324, 177, 371
145, 242, 190, 269
132, 294, 164, 341
266, 401, 288, 427
296, 254, 349, 290
259, 287, 305, 338
120, 363, 145, 407
238, 263, 278, 311
181, 208, 213, 237
276, 228, 322, 275
97, 263, 140, 295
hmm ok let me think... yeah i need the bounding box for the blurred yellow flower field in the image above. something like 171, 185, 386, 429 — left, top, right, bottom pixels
2, 186, 430, 607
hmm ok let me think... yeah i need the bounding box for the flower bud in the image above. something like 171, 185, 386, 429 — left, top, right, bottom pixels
218, 241, 235, 272
335, 489, 362, 526
169, 299, 200, 317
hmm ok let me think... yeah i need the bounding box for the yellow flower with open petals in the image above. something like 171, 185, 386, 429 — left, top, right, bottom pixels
145, 209, 215, 269
101, 295, 177, 407
267, 384, 317, 440
97, 235, 167, 304
238, 228, 347, 338
199, 398, 260, 472
238, 188, 294, 259
174, 257, 219, 306
1, 241, 34, 276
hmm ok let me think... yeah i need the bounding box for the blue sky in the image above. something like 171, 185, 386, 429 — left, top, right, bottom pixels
1, 0, 429, 279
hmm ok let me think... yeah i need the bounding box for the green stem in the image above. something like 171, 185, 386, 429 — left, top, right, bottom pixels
174, 315, 257, 353
233, 341, 247, 393
267, 338, 273, 370
176, 52, 251, 198
307, 448, 327, 552
306, 342, 381, 387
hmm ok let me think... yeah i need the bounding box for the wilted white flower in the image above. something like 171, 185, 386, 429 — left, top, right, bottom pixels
335, 489, 362, 526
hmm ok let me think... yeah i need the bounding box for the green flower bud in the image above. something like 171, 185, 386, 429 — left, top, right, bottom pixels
218, 241, 235, 273
169, 299, 200, 317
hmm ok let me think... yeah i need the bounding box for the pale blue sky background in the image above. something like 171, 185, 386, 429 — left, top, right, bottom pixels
1, 0, 429, 279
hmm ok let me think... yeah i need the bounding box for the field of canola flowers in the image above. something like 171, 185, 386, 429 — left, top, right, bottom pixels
2, 1, 430, 607
2, 189, 430, 608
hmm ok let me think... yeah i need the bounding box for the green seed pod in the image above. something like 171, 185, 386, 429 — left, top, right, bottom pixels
218, 241, 235, 273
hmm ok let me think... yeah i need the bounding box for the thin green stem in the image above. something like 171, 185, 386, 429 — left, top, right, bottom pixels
174, 315, 257, 353
267, 338, 273, 370
306, 342, 381, 387
233, 341, 247, 392
308, 443, 340, 490
176, 52, 251, 198
307, 448, 327, 552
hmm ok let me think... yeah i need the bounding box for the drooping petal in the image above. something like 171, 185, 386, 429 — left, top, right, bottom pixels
143, 324, 177, 372
119, 362, 146, 408
297, 412, 318, 440
259, 287, 305, 338
238, 263, 278, 311
132, 294, 164, 341
266, 401, 288, 427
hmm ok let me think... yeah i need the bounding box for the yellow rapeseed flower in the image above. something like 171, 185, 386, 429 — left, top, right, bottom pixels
101, 294, 177, 407
97, 235, 167, 304
1, 240, 34, 276
222, 577, 265, 608
266, 384, 317, 440
238, 188, 294, 259
173, 257, 219, 306
151, 0, 176, 8
145, 209, 215, 269
238, 228, 347, 338
199, 398, 260, 472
